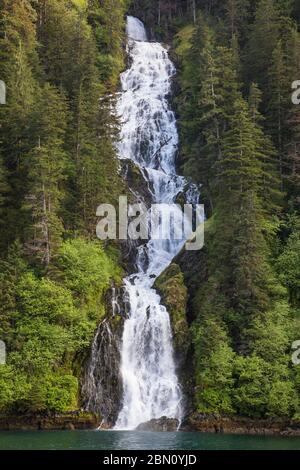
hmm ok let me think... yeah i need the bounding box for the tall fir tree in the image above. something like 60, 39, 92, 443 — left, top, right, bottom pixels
23, 84, 69, 265
0, 0, 39, 252
246, 0, 279, 92
215, 98, 273, 349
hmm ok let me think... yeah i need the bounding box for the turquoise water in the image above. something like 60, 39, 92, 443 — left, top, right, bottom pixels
0, 431, 300, 450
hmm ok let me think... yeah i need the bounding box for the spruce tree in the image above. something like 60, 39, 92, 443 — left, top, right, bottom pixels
285, 103, 300, 211
246, 0, 279, 92
23, 85, 69, 265
224, 0, 251, 40
0, 157, 9, 230
283, 28, 300, 211
181, 19, 222, 209
249, 83, 282, 215
0, 0, 39, 249
216, 98, 273, 349
266, 40, 291, 189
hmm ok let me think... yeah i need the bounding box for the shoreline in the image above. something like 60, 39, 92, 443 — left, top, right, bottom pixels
181, 413, 300, 437
1, 412, 300, 437
0, 412, 100, 431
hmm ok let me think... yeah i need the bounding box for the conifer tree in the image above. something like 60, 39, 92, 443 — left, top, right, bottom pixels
246, 0, 279, 92
180, 18, 221, 210
225, 0, 250, 40
182, 17, 241, 212
0, 0, 39, 250
23, 85, 69, 265
249, 83, 281, 215
87, 0, 128, 87
266, 40, 291, 189
0, 157, 9, 229
248, 82, 263, 125
285, 102, 300, 211
215, 98, 273, 348
283, 28, 300, 211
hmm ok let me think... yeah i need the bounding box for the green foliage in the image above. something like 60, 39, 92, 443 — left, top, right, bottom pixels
0, 0, 127, 415
193, 318, 235, 414
173, 0, 300, 419
0, 366, 29, 411
277, 232, 300, 305
267, 379, 298, 417
54, 238, 122, 317
0, 238, 121, 413
233, 355, 271, 417
233, 355, 298, 417
17, 273, 78, 326
23, 374, 78, 413
249, 301, 292, 361
87, 0, 129, 87
0, 0, 126, 252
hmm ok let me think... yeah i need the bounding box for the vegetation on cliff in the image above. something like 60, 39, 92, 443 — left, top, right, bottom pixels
152, 0, 300, 420
155, 263, 189, 358
0, 0, 127, 414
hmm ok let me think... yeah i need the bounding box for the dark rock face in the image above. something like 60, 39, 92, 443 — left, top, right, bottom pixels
81, 286, 129, 427
119, 159, 153, 274
135, 417, 179, 432
120, 159, 153, 206
174, 245, 209, 325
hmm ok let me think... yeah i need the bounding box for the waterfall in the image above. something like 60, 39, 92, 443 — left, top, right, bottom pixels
113, 16, 200, 431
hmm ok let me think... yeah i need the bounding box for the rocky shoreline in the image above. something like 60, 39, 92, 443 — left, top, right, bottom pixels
0, 412, 100, 431
1, 412, 300, 436
181, 413, 300, 437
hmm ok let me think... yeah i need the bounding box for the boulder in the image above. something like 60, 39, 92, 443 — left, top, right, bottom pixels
135, 416, 179, 432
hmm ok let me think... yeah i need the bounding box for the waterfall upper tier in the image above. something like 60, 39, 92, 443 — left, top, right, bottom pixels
126, 16, 148, 42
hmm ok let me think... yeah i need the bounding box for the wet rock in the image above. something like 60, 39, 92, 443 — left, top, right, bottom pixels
81, 286, 126, 427
118, 159, 152, 274
146, 305, 151, 319
120, 159, 152, 206
119, 238, 140, 273
135, 417, 179, 432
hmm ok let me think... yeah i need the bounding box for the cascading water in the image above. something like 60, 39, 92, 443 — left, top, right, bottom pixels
114, 17, 200, 431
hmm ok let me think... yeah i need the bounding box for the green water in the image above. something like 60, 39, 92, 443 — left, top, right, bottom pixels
0, 431, 300, 450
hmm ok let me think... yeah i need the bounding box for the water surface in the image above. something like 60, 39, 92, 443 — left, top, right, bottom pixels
0, 430, 300, 450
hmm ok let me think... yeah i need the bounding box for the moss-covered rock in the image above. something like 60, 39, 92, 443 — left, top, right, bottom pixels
155, 263, 195, 411
155, 263, 189, 361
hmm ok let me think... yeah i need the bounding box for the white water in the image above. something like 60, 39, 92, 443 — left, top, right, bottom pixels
114, 17, 199, 430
